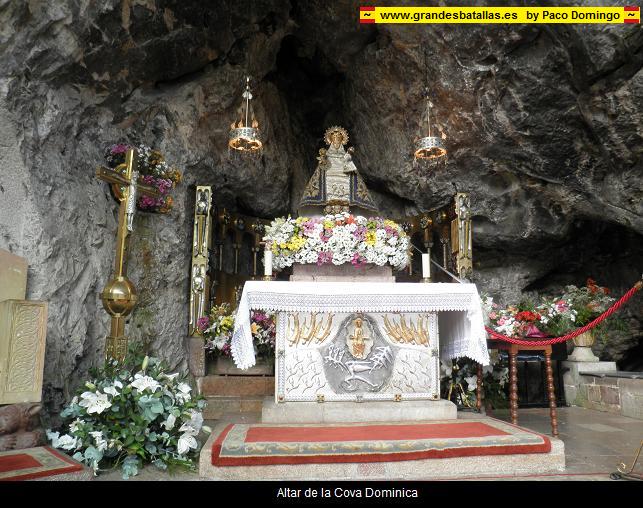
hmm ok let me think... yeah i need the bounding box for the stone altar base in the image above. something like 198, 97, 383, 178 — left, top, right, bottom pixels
199, 418, 565, 480
290, 264, 395, 282
262, 397, 457, 423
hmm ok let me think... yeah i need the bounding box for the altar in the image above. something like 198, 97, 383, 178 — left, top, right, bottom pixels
192, 126, 565, 479
231, 281, 489, 407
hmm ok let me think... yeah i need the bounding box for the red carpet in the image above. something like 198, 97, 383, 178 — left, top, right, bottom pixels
0, 446, 84, 481
212, 418, 551, 466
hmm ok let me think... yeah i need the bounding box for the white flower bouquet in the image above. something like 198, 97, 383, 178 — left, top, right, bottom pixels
47, 355, 207, 479
263, 212, 410, 271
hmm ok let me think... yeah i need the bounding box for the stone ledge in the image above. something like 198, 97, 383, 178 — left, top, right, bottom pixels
563, 360, 643, 420
262, 397, 457, 423
201, 375, 274, 397
203, 396, 265, 419
579, 371, 643, 379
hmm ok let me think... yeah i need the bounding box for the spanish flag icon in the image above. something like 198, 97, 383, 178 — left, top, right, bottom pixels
360, 6, 375, 24
624, 6, 639, 23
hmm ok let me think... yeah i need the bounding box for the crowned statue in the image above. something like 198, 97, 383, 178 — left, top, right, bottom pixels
299, 126, 378, 217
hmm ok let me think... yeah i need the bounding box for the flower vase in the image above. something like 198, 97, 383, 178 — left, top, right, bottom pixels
568, 330, 599, 362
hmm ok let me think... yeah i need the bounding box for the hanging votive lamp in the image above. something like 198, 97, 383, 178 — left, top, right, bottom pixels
229, 76, 262, 153
414, 88, 447, 161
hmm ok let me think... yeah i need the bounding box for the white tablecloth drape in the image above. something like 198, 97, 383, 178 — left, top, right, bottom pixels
231, 281, 490, 370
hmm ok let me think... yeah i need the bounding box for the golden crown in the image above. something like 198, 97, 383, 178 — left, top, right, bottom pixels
324, 126, 349, 146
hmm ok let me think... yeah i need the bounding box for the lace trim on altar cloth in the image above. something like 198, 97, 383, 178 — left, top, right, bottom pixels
245, 291, 475, 313
231, 283, 490, 370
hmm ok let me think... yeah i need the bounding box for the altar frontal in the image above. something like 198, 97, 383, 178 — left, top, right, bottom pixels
231, 281, 489, 403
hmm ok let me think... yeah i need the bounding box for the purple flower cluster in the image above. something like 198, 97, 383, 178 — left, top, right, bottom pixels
110, 143, 130, 155
353, 225, 367, 241
317, 251, 333, 265
140, 175, 173, 195
138, 195, 167, 211
196, 317, 210, 333
351, 252, 366, 267
384, 225, 399, 237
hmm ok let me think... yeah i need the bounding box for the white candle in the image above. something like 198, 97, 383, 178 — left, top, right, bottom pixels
422, 253, 430, 279
264, 250, 273, 277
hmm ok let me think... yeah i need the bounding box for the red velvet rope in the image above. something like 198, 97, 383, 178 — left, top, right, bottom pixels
485, 280, 643, 345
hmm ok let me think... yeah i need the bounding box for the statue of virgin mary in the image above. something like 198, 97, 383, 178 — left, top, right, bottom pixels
298, 126, 378, 217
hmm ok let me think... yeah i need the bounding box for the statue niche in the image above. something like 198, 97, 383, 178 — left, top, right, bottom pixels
299, 126, 378, 217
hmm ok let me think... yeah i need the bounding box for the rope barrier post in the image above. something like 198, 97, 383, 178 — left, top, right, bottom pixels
544, 349, 559, 437
508, 348, 518, 425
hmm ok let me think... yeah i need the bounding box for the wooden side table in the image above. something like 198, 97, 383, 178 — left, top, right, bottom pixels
485, 341, 559, 437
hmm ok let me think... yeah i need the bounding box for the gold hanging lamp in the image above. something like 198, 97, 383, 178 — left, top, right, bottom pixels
229, 76, 262, 153
414, 51, 447, 162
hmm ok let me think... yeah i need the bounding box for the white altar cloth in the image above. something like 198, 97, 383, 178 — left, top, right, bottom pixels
231, 281, 490, 370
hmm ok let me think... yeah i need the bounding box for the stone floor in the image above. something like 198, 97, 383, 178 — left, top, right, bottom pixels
96, 406, 642, 481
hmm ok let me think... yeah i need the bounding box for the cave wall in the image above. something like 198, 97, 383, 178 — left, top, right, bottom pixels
0, 1, 641, 418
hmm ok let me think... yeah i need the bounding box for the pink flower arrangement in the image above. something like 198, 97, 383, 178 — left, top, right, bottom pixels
103, 143, 181, 214
264, 213, 410, 271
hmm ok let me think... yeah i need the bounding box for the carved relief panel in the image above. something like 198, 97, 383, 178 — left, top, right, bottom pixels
0, 300, 48, 404
276, 311, 440, 403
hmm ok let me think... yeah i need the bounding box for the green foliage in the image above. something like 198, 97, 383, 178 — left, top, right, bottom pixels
440, 353, 509, 410
47, 349, 206, 479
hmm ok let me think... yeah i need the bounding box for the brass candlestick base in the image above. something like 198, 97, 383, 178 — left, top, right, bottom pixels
422, 277, 433, 283
262, 275, 274, 281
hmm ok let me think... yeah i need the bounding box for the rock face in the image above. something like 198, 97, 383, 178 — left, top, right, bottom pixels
0, 1, 641, 419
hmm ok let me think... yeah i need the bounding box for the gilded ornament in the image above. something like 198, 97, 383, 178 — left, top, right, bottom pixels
288, 313, 334, 347
383, 314, 431, 347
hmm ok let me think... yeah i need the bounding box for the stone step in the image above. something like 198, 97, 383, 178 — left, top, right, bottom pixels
200, 375, 275, 397
203, 396, 266, 420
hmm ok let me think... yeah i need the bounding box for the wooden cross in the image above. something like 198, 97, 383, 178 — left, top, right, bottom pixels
96, 148, 160, 362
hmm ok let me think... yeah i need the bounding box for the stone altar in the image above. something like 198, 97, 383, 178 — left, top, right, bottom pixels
231, 281, 490, 421
290, 264, 395, 282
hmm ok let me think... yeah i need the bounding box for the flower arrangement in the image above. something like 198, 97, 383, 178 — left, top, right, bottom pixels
198, 304, 276, 359
440, 352, 509, 409
104, 143, 182, 213
47, 353, 206, 479
197, 303, 235, 357
263, 212, 410, 271
482, 279, 622, 343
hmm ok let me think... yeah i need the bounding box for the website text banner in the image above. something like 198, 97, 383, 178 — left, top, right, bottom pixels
359, 6, 640, 24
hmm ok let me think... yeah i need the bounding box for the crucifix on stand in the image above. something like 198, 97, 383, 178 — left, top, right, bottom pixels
96, 149, 160, 362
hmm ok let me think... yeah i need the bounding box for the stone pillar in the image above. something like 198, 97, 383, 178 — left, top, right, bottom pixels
186, 337, 206, 394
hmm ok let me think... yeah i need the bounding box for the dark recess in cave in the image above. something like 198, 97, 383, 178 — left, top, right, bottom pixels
265, 34, 347, 177
476, 218, 643, 369
525, 219, 643, 292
